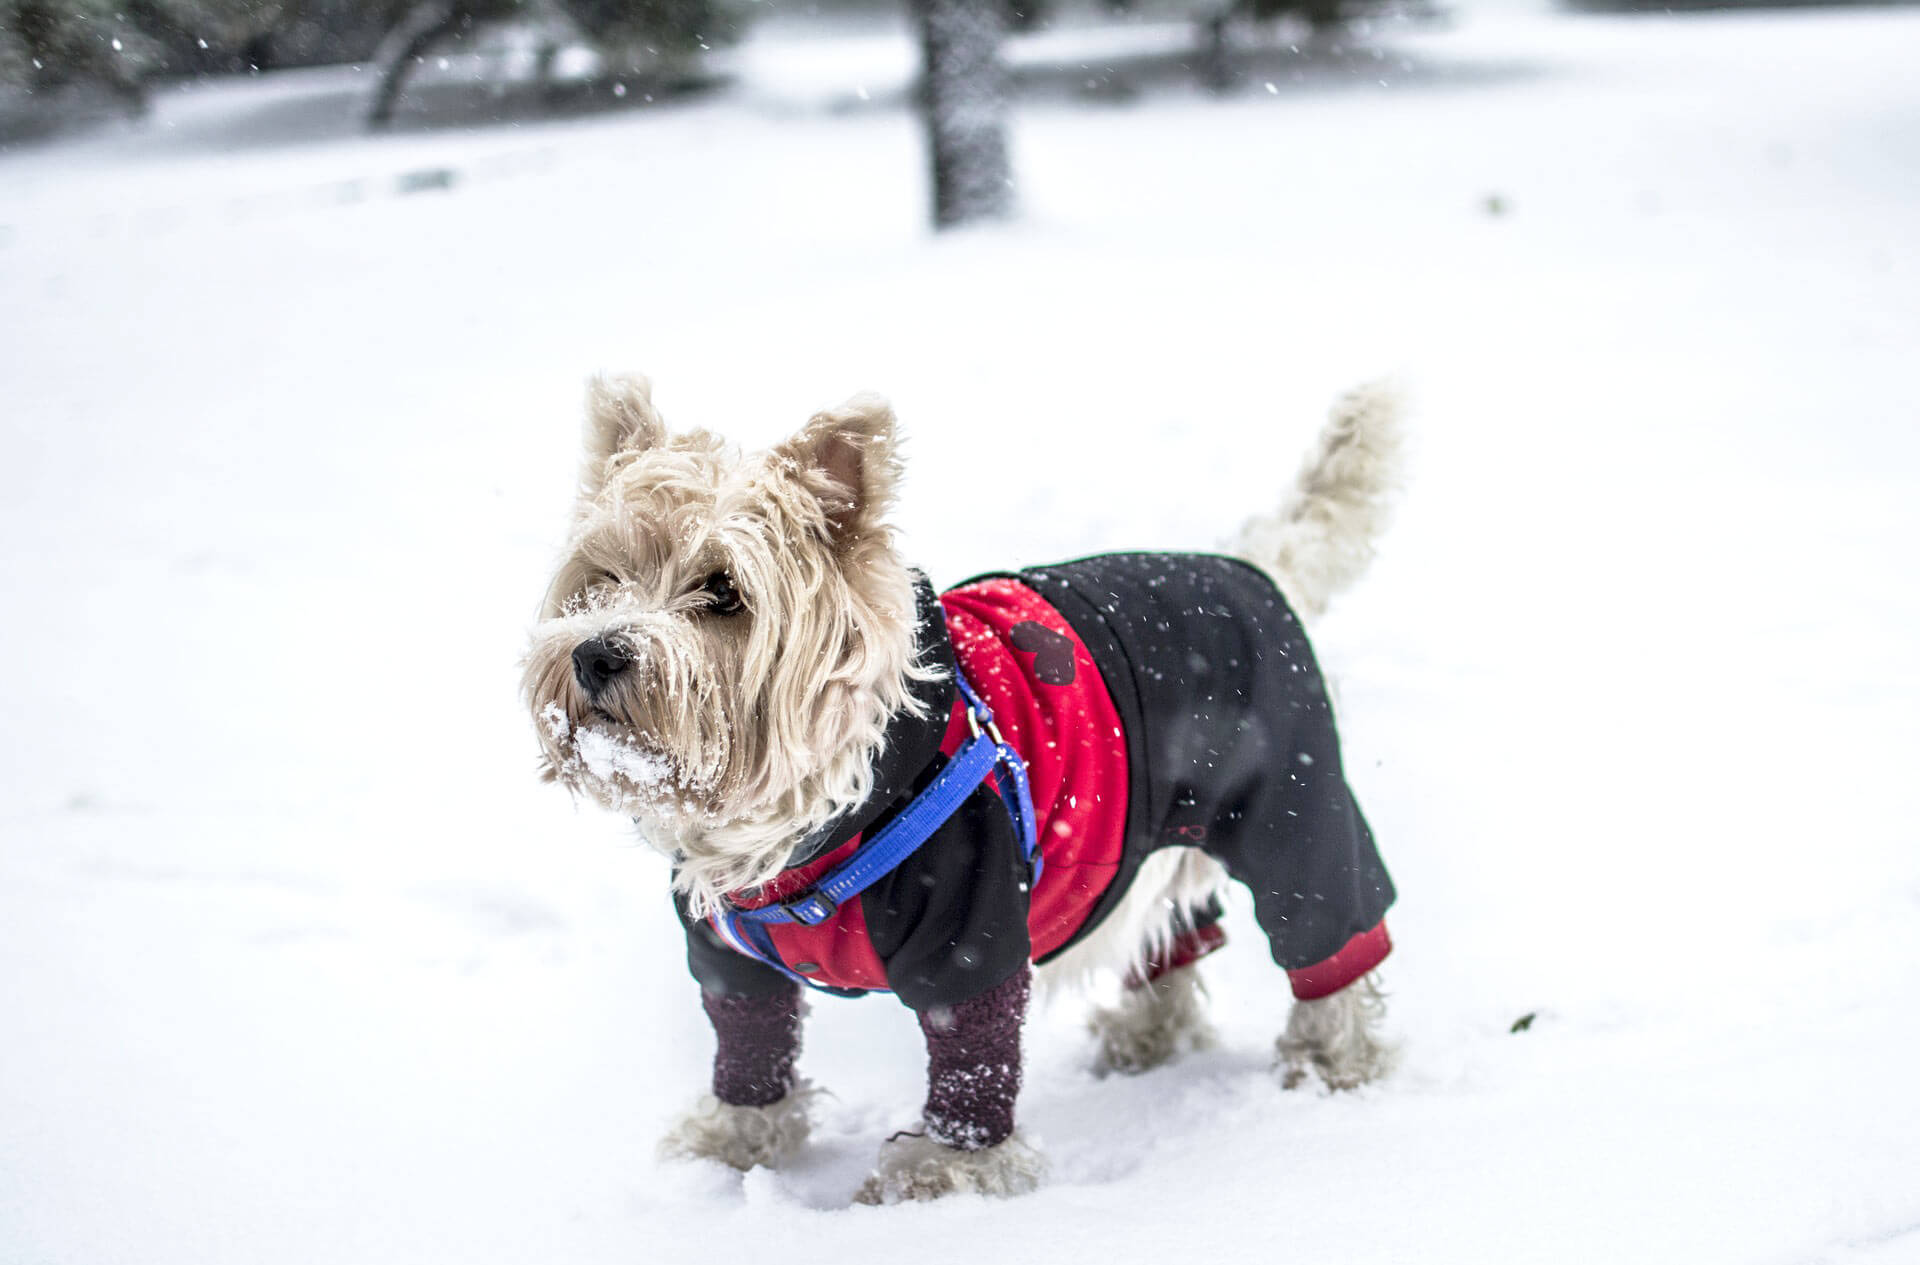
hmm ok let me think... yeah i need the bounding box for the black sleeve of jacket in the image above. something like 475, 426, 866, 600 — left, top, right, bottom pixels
860, 781, 1033, 1013
674, 889, 797, 999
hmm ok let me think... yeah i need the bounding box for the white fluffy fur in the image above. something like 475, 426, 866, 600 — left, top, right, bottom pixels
1086, 961, 1218, 1076
1277, 973, 1396, 1090
854, 1131, 1047, 1204
1229, 380, 1404, 619
1036, 848, 1230, 996
658, 1085, 820, 1171
579, 374, 668, 505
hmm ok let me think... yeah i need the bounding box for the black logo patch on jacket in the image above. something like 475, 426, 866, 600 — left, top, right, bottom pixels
1010, 621, 1076, 685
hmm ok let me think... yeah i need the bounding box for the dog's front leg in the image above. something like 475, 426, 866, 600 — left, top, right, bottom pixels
659, 983, 817, 1171
855, 967, 1045, 1203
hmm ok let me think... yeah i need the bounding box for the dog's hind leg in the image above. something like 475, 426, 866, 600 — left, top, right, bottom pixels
1061, 850, 1231, 1075
1277, 971, 1394, 1091
1087, 943, 1219, 1076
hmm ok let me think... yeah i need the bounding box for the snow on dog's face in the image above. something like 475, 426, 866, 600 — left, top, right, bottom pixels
522, 375, 930, 915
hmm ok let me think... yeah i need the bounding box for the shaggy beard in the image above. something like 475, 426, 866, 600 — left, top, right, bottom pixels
521, 571, 936, 917
524, 609, 739, 828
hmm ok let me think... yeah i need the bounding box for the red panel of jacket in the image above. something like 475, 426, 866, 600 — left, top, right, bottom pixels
731, 577, 1131, 990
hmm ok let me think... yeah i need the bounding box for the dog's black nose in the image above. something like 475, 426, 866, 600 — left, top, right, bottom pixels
571, 637, 631, 697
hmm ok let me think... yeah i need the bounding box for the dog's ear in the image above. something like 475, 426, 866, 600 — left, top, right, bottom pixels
777, 393, 901, 544
580, 374, 667, 498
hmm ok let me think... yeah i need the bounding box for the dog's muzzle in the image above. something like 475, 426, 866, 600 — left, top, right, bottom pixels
571, 636, 632, 698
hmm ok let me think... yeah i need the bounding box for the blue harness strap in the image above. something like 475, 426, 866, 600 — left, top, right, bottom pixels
708, 667, 1041, 990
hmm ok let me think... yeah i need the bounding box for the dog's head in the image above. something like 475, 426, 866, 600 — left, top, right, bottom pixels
522, 375, 933, 914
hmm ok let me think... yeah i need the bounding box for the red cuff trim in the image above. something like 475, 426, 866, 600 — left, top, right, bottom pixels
1286, 922, 1392, 1000
1126, 921, 1228, 989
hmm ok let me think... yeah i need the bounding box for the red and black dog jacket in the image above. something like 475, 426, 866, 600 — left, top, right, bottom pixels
679, 553, 1395, 1013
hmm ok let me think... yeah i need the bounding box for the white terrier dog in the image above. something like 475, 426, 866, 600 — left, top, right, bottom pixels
523, 377, 1401, 1203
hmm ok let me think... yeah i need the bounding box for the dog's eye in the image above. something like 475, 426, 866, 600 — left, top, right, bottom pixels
699, 571, 745, 616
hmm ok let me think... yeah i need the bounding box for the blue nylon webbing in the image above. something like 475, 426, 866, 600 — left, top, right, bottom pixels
730, 732, 1000, 928
710, 666, 1041, 988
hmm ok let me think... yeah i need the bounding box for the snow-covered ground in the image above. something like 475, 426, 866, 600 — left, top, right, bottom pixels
4, 4, 1918, 1261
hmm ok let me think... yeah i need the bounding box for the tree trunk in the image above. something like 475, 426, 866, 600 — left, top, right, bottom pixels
365, 0, 465, 129
1198, 11, 1234, 92
912, 0, 1013, 229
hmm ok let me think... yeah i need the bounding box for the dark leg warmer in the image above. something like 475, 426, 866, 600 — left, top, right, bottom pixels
919, 966, 1030, 1151
702, 983, 803, 1107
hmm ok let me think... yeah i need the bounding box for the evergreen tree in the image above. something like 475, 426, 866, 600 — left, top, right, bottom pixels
1, 0, 294, 105
365, 0, 747, 128
563, 0, 743, 66
130, 0, 291, 71
259, 0, 414, 70
1, 0, 154, 106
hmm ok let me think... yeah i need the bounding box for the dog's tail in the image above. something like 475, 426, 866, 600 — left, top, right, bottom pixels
1228, 381, 1404, 619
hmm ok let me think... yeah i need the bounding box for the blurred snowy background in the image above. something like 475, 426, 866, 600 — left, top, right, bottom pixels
2, 0, 1917, 1257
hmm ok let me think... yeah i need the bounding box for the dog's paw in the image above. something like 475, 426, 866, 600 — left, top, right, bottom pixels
1275, 974, 1395, 1091
658, 1084, 819, 1171
1088, 963, 1217, 1076
853, 1130, 1046, 1205
1278, 1047, 1384, 1091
